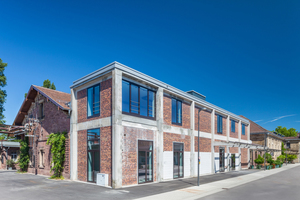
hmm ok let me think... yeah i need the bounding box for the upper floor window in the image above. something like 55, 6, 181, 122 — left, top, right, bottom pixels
242, 124, 245, 135
38, 103, 44, 119
217, 115, 223, 133
172, 98, 182, 125
287, 142, 290, 149
231, 120, 235, 132
122, 80, 155, 119
87, 84, 100, 117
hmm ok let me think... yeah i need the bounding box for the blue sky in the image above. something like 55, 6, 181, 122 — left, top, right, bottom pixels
0, 0, 299, 131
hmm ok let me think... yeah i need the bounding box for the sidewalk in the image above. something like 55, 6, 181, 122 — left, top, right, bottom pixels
135, 164, 300, 200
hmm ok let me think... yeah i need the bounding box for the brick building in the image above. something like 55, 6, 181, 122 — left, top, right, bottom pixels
241, 116, 284, 165
284, 136, 300, 163
0, 141, 20, 170
69, 62, 255, 188
13, 85, 71, 178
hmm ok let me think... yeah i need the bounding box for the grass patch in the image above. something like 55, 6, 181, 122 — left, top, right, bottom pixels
49, 175, 64, 180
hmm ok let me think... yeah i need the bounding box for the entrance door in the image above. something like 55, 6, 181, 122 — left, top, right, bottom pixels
173, 143, 184, 178
87, 129, 100, 183
231, 154, 235, 170
219, 148, 225, 172
138, 140, 153, 184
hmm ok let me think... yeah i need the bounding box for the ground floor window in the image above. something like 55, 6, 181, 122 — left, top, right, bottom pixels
219, 148, 225, 172
11, 152, 17, 162
138, 140, 153, 184
39, 150, 45, 168
173, 142, 184, 178
87, 129, 100, 183
231, 154, 235, 170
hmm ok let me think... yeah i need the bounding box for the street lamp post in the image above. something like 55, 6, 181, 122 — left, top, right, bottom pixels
197, 107, 206, 186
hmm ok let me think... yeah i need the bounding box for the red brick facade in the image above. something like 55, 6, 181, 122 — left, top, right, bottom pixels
163, 96, 190, 129
194, 137, 211, 152
214, 115, 227, 135
0, 147, 20, 170
241, 148, 248, 168
163, 132, 190, 152
241, 125, 248, 140
122, 126, 156, 186
194, 108, 211, 133
77, 78, 112, 123
77, 130, 87, 182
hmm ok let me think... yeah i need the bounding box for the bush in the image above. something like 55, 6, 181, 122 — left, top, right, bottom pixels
277, 155, 286, 163
254, 155, 264, 165
18, 137, 30, 171
274, 160, 281, 165
6, 159, 15, 168
287, 154, 297, 163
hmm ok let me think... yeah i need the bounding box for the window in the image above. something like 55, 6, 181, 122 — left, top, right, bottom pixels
122, 80, 155, 119
87, 84, 100, 117
172, 98, 182, 125
39, 150, 44, 168
11, 152, 17, 162
231, 120, 235, 132
287, 143, 290, 149
38, 103, 44, 119
242, 124, 245, 135
217, 115, 223, 133
87, 129, 100, 182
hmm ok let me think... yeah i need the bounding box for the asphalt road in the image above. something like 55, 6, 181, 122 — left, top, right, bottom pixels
200, 165, 300, 200
0, 170, 255, 200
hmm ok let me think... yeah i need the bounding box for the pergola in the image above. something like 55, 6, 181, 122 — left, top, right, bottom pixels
0, 124, 25, 137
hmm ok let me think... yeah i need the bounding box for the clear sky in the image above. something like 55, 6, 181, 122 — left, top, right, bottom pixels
0, 0, 299, 131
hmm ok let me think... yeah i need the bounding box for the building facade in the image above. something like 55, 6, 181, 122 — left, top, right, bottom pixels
0, 141, 20, 170
285, 137, 300, 163
69, 62, 251, 188
13, 85, 71, 178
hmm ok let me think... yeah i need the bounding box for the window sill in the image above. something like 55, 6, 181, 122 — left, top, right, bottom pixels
39, 166, 45, 169
122, 112, 156, 121
172, 122, 182, 126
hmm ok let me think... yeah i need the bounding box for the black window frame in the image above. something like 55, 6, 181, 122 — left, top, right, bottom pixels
87, 128, 100, 183
231, 120, 235, 133
87, 84, 100, 118
173, 142, 184, 179
171, 98, 182, 126
217, 115, 223, 134
122, 80, 156, 120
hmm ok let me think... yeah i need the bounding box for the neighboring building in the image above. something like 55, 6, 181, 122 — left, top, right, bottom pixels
284, 136, 300, 163
69, 62, 255, 188
0, 141, 20, 170
13, 85, 71, 178
240, 116, 284, 165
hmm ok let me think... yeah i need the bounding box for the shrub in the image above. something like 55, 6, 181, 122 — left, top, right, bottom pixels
18, 137, 30, 171
6, 159, 15, 168
254, 155, 264, 165
287, 154, 297, 163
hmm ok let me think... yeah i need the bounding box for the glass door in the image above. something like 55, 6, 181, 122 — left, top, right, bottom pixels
138, 140, 153, 184
231, 154, 235, 170
219, 148, 225, 172
87, 129, 100, 183
173, 143, 184, 178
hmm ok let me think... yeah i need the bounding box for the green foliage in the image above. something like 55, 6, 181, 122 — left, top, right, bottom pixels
46, 131, 67, 178
277, 155, 286, 163
43, 79, 56, 90
281, 142, 286, 156
287, 154, 297, 163
6, 159, 15, 167
18, 137, 30, 171
24, 93, 27, 98
254, 154, 264, 165
0, 58, 7, 124
275, 126, 298, 137
0, 134, 5, 140
274, 160, 281, 165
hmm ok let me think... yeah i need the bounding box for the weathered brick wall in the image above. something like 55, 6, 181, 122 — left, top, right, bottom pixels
78, 130, 87, 182
77, 78, 112, 123
194, 108, 211, 133
230, 121, 238, 138
25, 94, 70, 178
214, 140, 227, 153
163, 96, 190, 129
122, 126, 156, 186
229, 147, 238, 154
163, 132, 190, 151
241, 125, 248, 140
250, 134, 265, 146
214, 115, 227, 135
0, 147, 20, 170
100, 126, 112, 186
194, 137, 211, 152
241, 148, 248, 168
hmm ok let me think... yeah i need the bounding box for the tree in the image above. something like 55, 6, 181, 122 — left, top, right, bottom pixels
275, 126, 298, 137
281, 142, 286, 156
0, 59, 7, 124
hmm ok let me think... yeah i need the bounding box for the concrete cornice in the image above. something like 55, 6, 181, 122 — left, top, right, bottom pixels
70, 61, 249, 124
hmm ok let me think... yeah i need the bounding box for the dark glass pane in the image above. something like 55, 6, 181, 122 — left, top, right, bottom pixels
148, 91, 155, 117
174, 143, 183, 151
138, 151, 146, 183
87, 129, 100, 140
87, 140, 100, 150
94, 151, 100, 177
131, 85, 139, 114
122, 81, 130, 113
177, 101, 182, 124
87, 152, 93, 182
138, 140, 153, 151
140, 87, 148, 116
172, 99, 177, 123
87, 87, 93, 117
173, 152, 179, 178
179, 152, 183, 177
94, 85, 100, 114
147, 151, 153, 181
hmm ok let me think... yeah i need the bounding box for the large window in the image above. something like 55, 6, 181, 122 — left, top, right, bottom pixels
87, 129, 100, 183
242, 124, 245, 135
231, 120, 235, 132
172, 98, 182, 125
11, 152, 17, 162
38, 103, 44, 119
138, 140, 153, 184
122, 80, 155, 119
87, 84, 100, 117
217, 115, 223, 133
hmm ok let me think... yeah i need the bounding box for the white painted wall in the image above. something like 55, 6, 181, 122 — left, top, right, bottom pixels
184, 152, 190, 178
214, 153, 219, 173
163, 151, 173, 180
235, 153, 239, 170
193, 152, 212, 176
